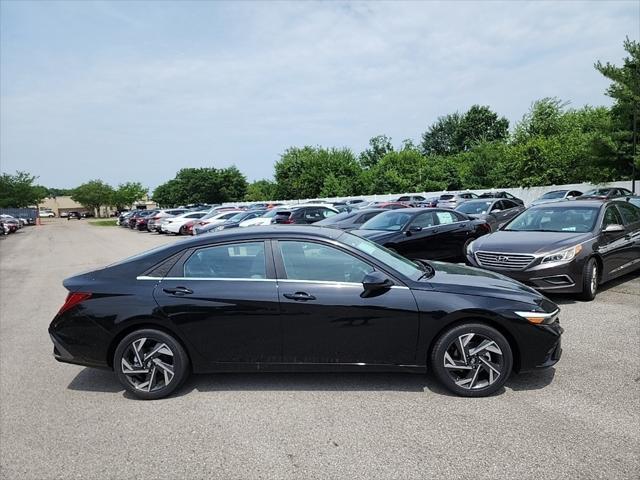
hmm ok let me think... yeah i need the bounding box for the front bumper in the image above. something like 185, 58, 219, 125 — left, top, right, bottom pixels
467, 253, 584, 293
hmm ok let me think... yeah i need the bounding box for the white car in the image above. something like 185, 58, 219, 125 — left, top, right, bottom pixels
161, 211, 208, 234
239, 206, 294, 227
39, 210, 55, 218
193, 210, 245, 233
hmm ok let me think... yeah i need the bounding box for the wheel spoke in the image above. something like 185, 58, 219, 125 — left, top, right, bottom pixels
121, 358, 150, 375
469, 340, 501, 356
147, 366, 157, 392
132, 338, 147, 366
144, 343, 172, 361
444, 351, 472, 370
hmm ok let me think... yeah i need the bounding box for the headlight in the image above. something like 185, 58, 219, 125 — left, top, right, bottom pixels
465, 240, 475, 254
514, 309, 559, 325
541, 245, 582, 264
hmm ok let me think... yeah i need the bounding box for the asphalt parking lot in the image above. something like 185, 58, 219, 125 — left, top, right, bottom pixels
1, 219, 638, 479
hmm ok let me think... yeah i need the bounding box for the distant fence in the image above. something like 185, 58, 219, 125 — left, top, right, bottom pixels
224, 180, 635, 207
0, 207, 38, 220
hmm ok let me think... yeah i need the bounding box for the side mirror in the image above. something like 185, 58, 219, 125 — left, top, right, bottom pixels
603, 224, 625, 234
492, 209, 501, 213
405, 225, 422, 235
362, 271, 393, 297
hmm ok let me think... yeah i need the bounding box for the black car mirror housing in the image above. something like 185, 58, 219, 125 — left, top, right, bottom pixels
361, 271, 393, 297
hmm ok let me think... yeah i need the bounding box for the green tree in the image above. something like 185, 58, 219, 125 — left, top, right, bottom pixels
421, 113, 461, 156
152, 167, 247, 206
71, 180, 115, 216
455, 105, 509, 151
0, 171, 48, 208
111, 182, 147, 210
274, 146, 362, 199
45, 187, 74, 197
245, 179, 278, 201
359, 135, 394, 168
595, 37, 640, 184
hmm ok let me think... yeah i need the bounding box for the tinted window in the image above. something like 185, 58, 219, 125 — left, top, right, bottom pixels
505, 207, 599, 233
184, 242, 266, 279
502, 200, 518, 209
490, 202, 503, 212
360, 211, 382, 222
439, 194, 455, 200
603, 206, 623, 227
411, 212, 436, 228
435, 211, 458, 224
619, 188, 632, 196
457, 201, 493, 214
616, 203, 640, 224
279, 241, 373, 283
361, 211, 411, 231
397, 196, 410, 201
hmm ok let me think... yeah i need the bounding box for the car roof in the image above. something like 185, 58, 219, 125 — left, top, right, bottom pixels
530, 199, 606, 208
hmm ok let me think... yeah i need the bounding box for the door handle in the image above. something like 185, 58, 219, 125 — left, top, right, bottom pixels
283, 292, 316, 301
163, 286, 193, 296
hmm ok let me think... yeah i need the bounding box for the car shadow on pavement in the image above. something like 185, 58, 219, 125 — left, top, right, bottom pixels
67, 367, 556, 399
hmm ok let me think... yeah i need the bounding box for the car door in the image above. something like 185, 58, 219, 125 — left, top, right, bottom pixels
432, 210, 474, 260
396, 211, 439, 259
274, 239, 419, 365
612, 203, 640, 273
500, 200, 525, 227
597, 205, 630, 278
152, 240, 282, 365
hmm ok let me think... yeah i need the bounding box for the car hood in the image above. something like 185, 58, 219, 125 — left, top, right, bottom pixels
472, 230, 592, 255
415, 261, 551, 305
352, 229, 399, 242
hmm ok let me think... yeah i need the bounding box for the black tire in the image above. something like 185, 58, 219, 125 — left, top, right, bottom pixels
578, 257, 599, 301
114, 329, 190, 400
430, 322, 513, 397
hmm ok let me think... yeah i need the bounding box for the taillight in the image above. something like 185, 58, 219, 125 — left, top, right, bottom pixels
58, 292, 92, 315
283, 219, 294, 224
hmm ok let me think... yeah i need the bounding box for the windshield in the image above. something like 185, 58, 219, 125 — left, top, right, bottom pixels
582, 189, 611, 196
456, 201, 493, 214
541, 191, 566, 199
504, 206, 599, 233
340, 232, 423, 280
360, 211, 411, 231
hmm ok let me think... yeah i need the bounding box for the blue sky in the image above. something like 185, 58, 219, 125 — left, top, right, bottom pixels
1, 1, 638, 190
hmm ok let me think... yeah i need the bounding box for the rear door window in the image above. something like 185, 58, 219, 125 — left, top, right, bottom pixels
435, 211, 457, 224
183, 242, 266, 279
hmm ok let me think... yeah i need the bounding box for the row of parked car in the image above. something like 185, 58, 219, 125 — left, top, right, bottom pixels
0, 214, 35, 235
115, 187, 640, 300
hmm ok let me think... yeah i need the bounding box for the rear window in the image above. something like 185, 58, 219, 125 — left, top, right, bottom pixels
439, 195, 454, 200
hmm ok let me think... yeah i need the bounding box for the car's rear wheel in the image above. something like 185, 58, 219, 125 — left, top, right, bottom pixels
114, 329, 189, 400
578, 257, 599, 301
431, 323, 512, 397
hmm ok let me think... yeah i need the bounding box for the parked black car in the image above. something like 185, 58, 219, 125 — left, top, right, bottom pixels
314, 208, 385, 230
466, 200, 640, 300
49, 226, 562, 400
578, 187, 633, 200
67, 211, 82, 220
478, 191, 524, 205
455, 199, 525, 231
353, 208, 491, 261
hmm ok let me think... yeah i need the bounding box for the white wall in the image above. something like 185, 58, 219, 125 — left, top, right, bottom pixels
227, 180, 635, 207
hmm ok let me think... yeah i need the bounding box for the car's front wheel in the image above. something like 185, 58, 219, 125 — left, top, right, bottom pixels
114, 329, 190, 400
578, 257, 599, 301
431, 323, 512, 397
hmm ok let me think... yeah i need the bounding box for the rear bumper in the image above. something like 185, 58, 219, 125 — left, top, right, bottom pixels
49, 331, 109, 369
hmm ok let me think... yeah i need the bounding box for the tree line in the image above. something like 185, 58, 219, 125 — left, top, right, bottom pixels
1, 38, 637, 211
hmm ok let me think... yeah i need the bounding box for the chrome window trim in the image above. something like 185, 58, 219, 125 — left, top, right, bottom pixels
136, 276, 410, 289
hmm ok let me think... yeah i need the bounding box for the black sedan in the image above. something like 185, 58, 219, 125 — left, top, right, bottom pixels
314, 208, 385, 230
353, 208, 491, 261
49, 226, 562, 399
466, 200, 640, 300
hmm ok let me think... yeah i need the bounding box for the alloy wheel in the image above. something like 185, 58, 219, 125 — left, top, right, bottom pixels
120, 338, 175, 392
442, 333, 504, 390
